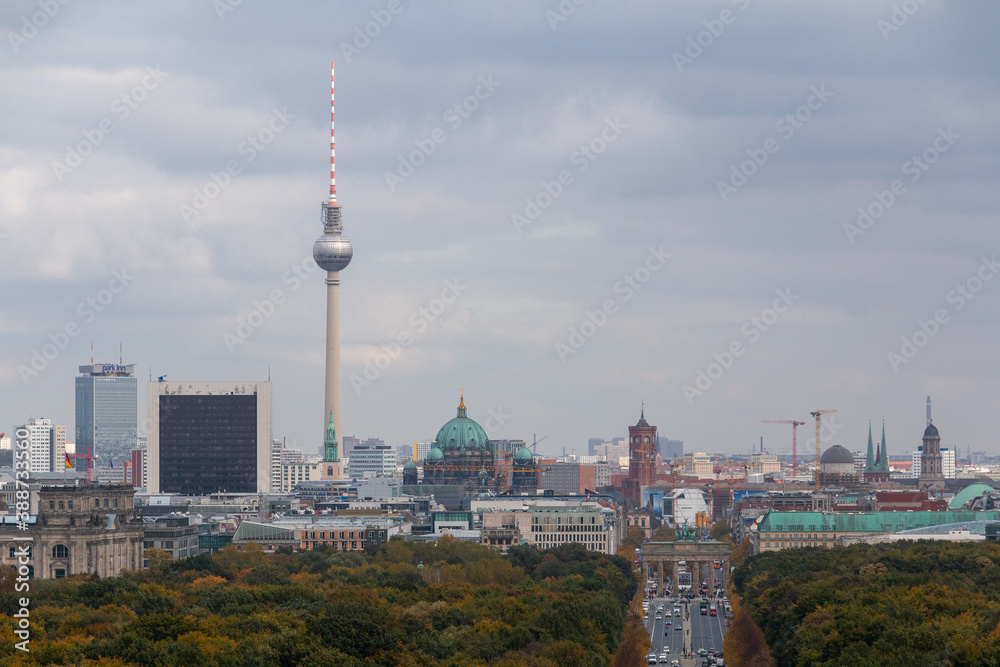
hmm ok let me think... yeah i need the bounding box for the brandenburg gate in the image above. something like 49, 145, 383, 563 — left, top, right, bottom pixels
640, 533, 731, 593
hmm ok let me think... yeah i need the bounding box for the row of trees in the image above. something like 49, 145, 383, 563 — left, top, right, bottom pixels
730, 540, 1000, 666
0, 537, 638, 667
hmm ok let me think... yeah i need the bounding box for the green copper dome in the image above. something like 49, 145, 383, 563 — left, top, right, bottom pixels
426, 447, 444, 461
514, 446, 534, 462
404, 460, 417, 470
434, 393, 491, 453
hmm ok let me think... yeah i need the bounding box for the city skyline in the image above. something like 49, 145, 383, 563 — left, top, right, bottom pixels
2, 2, 998, 458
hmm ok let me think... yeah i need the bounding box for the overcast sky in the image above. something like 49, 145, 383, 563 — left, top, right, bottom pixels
2, 0, 998, 461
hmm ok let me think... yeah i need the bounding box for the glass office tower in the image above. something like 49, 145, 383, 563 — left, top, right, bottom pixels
76, 364, 138, 471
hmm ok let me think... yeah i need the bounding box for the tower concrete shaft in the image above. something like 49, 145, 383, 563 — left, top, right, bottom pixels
325, 271, 342, 448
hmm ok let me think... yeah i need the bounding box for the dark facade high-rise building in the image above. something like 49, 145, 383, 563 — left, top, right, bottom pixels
146, 381, 272, 495
75, 363, 137, 470
623, 408, 656, 504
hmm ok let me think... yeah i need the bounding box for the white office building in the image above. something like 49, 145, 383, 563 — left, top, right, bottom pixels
14, 418, 66, 473
280, 462, 322, 492
347, 444, 396, 477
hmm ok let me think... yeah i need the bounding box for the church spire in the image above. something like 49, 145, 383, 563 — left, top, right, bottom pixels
864, 420, 875, 473
457, 389, 467, 418
323, 409, 340, 462
878, 419, 890, 473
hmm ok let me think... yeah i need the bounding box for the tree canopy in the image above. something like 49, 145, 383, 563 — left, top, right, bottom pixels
731, 540, 1000, 667
0, 538, 637, 667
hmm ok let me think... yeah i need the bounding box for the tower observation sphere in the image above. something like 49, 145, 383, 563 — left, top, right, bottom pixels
313, 202, 353, 272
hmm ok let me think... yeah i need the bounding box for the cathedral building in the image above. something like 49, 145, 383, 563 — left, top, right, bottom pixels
423, 394, 499, 491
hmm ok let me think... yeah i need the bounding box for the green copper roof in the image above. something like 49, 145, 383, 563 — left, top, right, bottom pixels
864, 422, 875, 473
757, 510, 1000, 534
949, 483, 996, 510
877, 421, 890, 473
514, 446, 534, 462
434, 393, 491, 453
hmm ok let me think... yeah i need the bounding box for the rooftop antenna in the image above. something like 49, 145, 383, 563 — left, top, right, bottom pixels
120, 342, 123, 365
90, 342, 93, 364
329, 62, 336, 205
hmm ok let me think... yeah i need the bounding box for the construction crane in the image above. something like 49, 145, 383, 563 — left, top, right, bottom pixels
529, 433, 548, 453
810, 410, 837, 489
761, 419, 806, 475
668, 454, 681, 485
67, 451, 97, 485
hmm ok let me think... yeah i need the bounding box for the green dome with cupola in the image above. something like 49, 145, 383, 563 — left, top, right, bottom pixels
514, 446, 534, 462
434, 392, 491, 453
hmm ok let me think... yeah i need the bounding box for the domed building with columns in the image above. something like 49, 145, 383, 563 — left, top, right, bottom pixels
423, 393, 499, 490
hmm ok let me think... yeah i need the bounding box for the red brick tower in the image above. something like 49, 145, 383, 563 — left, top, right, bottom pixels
623, 407, 657, 504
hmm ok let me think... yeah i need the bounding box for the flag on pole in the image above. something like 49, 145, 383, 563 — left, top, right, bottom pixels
109, 458, 114, 469
65, 454, 73, 468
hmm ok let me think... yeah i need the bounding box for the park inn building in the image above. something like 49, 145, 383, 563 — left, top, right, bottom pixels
751, 510, 1000, 553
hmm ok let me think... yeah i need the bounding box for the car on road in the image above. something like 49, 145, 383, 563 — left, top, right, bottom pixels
697, 648, 708, 656
658, 653, 668, 663
646, 654, 657, 664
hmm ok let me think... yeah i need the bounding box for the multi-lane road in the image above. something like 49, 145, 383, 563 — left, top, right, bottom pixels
644, 595, 727, 666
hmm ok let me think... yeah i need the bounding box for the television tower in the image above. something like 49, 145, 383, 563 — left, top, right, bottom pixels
313, 61, 353, 452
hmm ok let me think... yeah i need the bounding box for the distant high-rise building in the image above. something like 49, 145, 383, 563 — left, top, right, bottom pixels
657, 436, 683, 461
490, 439, 526, 458
413, 441, 433, 462
942, 448, 956, 479
146, 380, 272, 495
588, 437, 603, 456
271, 439, 284, 493
76, 363, 137, 472
14, 418, 65, 473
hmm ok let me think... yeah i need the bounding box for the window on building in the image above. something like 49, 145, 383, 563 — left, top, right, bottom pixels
113, 498, 118, 508
52, 544, 69, 559
58, 501, 64, 510
49, 501, 55, 510
68, 501, 73, 510
104, 499, 109, 508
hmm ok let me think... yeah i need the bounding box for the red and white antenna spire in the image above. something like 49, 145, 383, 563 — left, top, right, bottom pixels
329, 61, 337, 205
